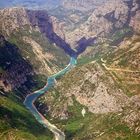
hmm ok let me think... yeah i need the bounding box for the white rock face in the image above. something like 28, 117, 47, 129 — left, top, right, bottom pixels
57, 62, 129, 114
89, 82, 122, 113
23, 36, 58, 74
81, 108, 86, 117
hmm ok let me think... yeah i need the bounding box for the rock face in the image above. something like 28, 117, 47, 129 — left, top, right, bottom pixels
54, 62, 129, 114
65, 0, 130, 47
1, 1, 139, 56
0, 7, 76, 56
0, 7, 70, 95
22, 36, 58, 74
26, 9, 76, 56
109, 35, 140, 70
0, 7, 70, 71
130, 0, 140, 33
0, 7, 31, 36
0, 35, 34, 95
64, 0, 140, 48
39, 27, 140, 134
0, 1, 140, 139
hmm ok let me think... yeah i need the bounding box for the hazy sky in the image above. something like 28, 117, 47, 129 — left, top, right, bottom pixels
0, 0, 61, 9
0, 0, 131, 10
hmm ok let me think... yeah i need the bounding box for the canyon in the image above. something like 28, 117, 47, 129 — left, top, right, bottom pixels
0, 0, 140, 140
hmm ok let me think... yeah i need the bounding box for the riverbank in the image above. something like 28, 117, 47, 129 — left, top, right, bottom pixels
24, 57, 77, 140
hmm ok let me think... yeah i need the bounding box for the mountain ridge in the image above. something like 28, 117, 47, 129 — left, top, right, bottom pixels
0, 1, 140, 140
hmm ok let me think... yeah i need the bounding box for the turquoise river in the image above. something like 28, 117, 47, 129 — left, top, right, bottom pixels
24, 57, 77, 140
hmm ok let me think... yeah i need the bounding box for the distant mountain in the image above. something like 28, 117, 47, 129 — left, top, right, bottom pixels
61, 0, 108, 11
0, 0, 60, 10
0, 0, 108, 11
0, 1, 140, 140
0, 0, 133, 12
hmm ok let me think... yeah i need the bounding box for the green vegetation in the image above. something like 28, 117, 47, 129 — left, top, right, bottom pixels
0, 14, 139, 140
109, 27, 133, 45
0, 94, 53, 140
77, 56, 95, 66
40, 61, 140, 140
8, 26, 69, 73
103, 34, 140, 96
0, 67, 4, 73
43, 93, 140, 140
0, 25, 70, 139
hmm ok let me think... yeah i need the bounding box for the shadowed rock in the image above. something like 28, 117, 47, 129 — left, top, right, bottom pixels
76, 37, 97, 55
0, 35, 36, 98
27, 10, 77, 57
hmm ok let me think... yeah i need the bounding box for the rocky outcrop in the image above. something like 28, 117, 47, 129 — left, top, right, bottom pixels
106, 34, 140, 70
0, 7, 76, 56
26, 9, 77, 56
65, 0, 131, 47
63, 0, 140, 49
22, 36, 58, 74
130, 0, 140, 33
40, 58, 140, 134
0, 7, 31, 36
0, 35, 34, 96
42, 62, 130, 119
0, 7, 75, 72
122, 95, 140, 133
1, 2, 139, 57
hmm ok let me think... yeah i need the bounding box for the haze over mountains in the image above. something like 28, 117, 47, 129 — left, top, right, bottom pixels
0, 0, 133, 10
0, 0, 60, 10
0, 0, 140, 140
0, 0, 108, 11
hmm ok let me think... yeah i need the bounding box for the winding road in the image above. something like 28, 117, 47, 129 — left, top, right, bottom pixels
101, 58, 140, 73
24, 57, 77, 140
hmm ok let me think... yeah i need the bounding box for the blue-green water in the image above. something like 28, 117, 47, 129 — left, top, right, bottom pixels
24, 57, 77, 140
